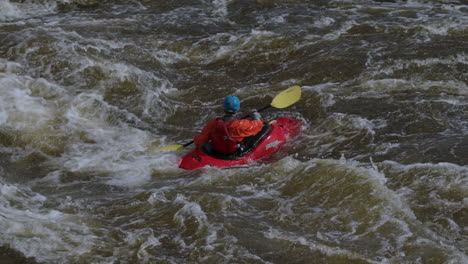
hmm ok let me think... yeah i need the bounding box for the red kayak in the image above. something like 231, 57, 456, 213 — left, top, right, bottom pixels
178, 117, 301, 170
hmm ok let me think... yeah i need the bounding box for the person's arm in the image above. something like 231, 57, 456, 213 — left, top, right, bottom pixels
194, 119, 216, 147
250, 110, 261, 121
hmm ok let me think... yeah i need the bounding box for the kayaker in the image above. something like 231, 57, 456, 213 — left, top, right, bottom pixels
194, 95, 264, 154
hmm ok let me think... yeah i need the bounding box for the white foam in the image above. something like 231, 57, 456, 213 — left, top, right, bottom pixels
147, 187, 174, 204
0, 0, 58, 21
173, 199, 208, 231
416, 11, 468, 36
382, 161, 468, 192
359, 77, 468, 96
136, 233, 161, 261
323, 20, 356, 40
1, 50, 180, 186
0, 67, 70, 156
270, 15, 286, 24
317, 113, 378, 137
59, 112, 180, 186
381, 161, 468, 253
0, 182, 97, 263
235, 184, 280, 199
313, 16, 335, 28
265, 227, 380, 264
191, 30, 278, 63
152, 49, 189, 65
0, 0, 27, 21
8, 57, 172, 186
212, 0, 230, 17
171, 193, 225, 252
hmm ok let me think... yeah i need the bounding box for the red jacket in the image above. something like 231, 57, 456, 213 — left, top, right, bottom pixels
194, 118, 263, 148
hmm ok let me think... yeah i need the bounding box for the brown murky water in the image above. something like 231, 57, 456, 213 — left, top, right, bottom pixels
0, 0, 467, 263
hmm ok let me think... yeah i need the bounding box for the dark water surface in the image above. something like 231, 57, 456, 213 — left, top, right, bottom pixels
0, 0, 467, 263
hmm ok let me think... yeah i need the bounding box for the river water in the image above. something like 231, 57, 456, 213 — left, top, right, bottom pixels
0, 0, 467, 263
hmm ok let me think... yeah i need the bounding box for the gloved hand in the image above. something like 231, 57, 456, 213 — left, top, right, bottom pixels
249, 109, 262, 120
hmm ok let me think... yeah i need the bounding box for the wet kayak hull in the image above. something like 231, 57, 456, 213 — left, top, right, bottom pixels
178, 117, 301, 170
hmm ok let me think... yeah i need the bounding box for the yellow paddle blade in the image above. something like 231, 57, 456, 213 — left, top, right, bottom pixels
270, 85, 301, 109
158, 144, 184, 152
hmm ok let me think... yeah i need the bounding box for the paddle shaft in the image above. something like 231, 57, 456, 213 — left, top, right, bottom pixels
181, 104, 272, 148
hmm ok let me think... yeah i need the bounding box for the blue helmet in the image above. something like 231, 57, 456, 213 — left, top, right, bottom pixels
223, 95, 240, 113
